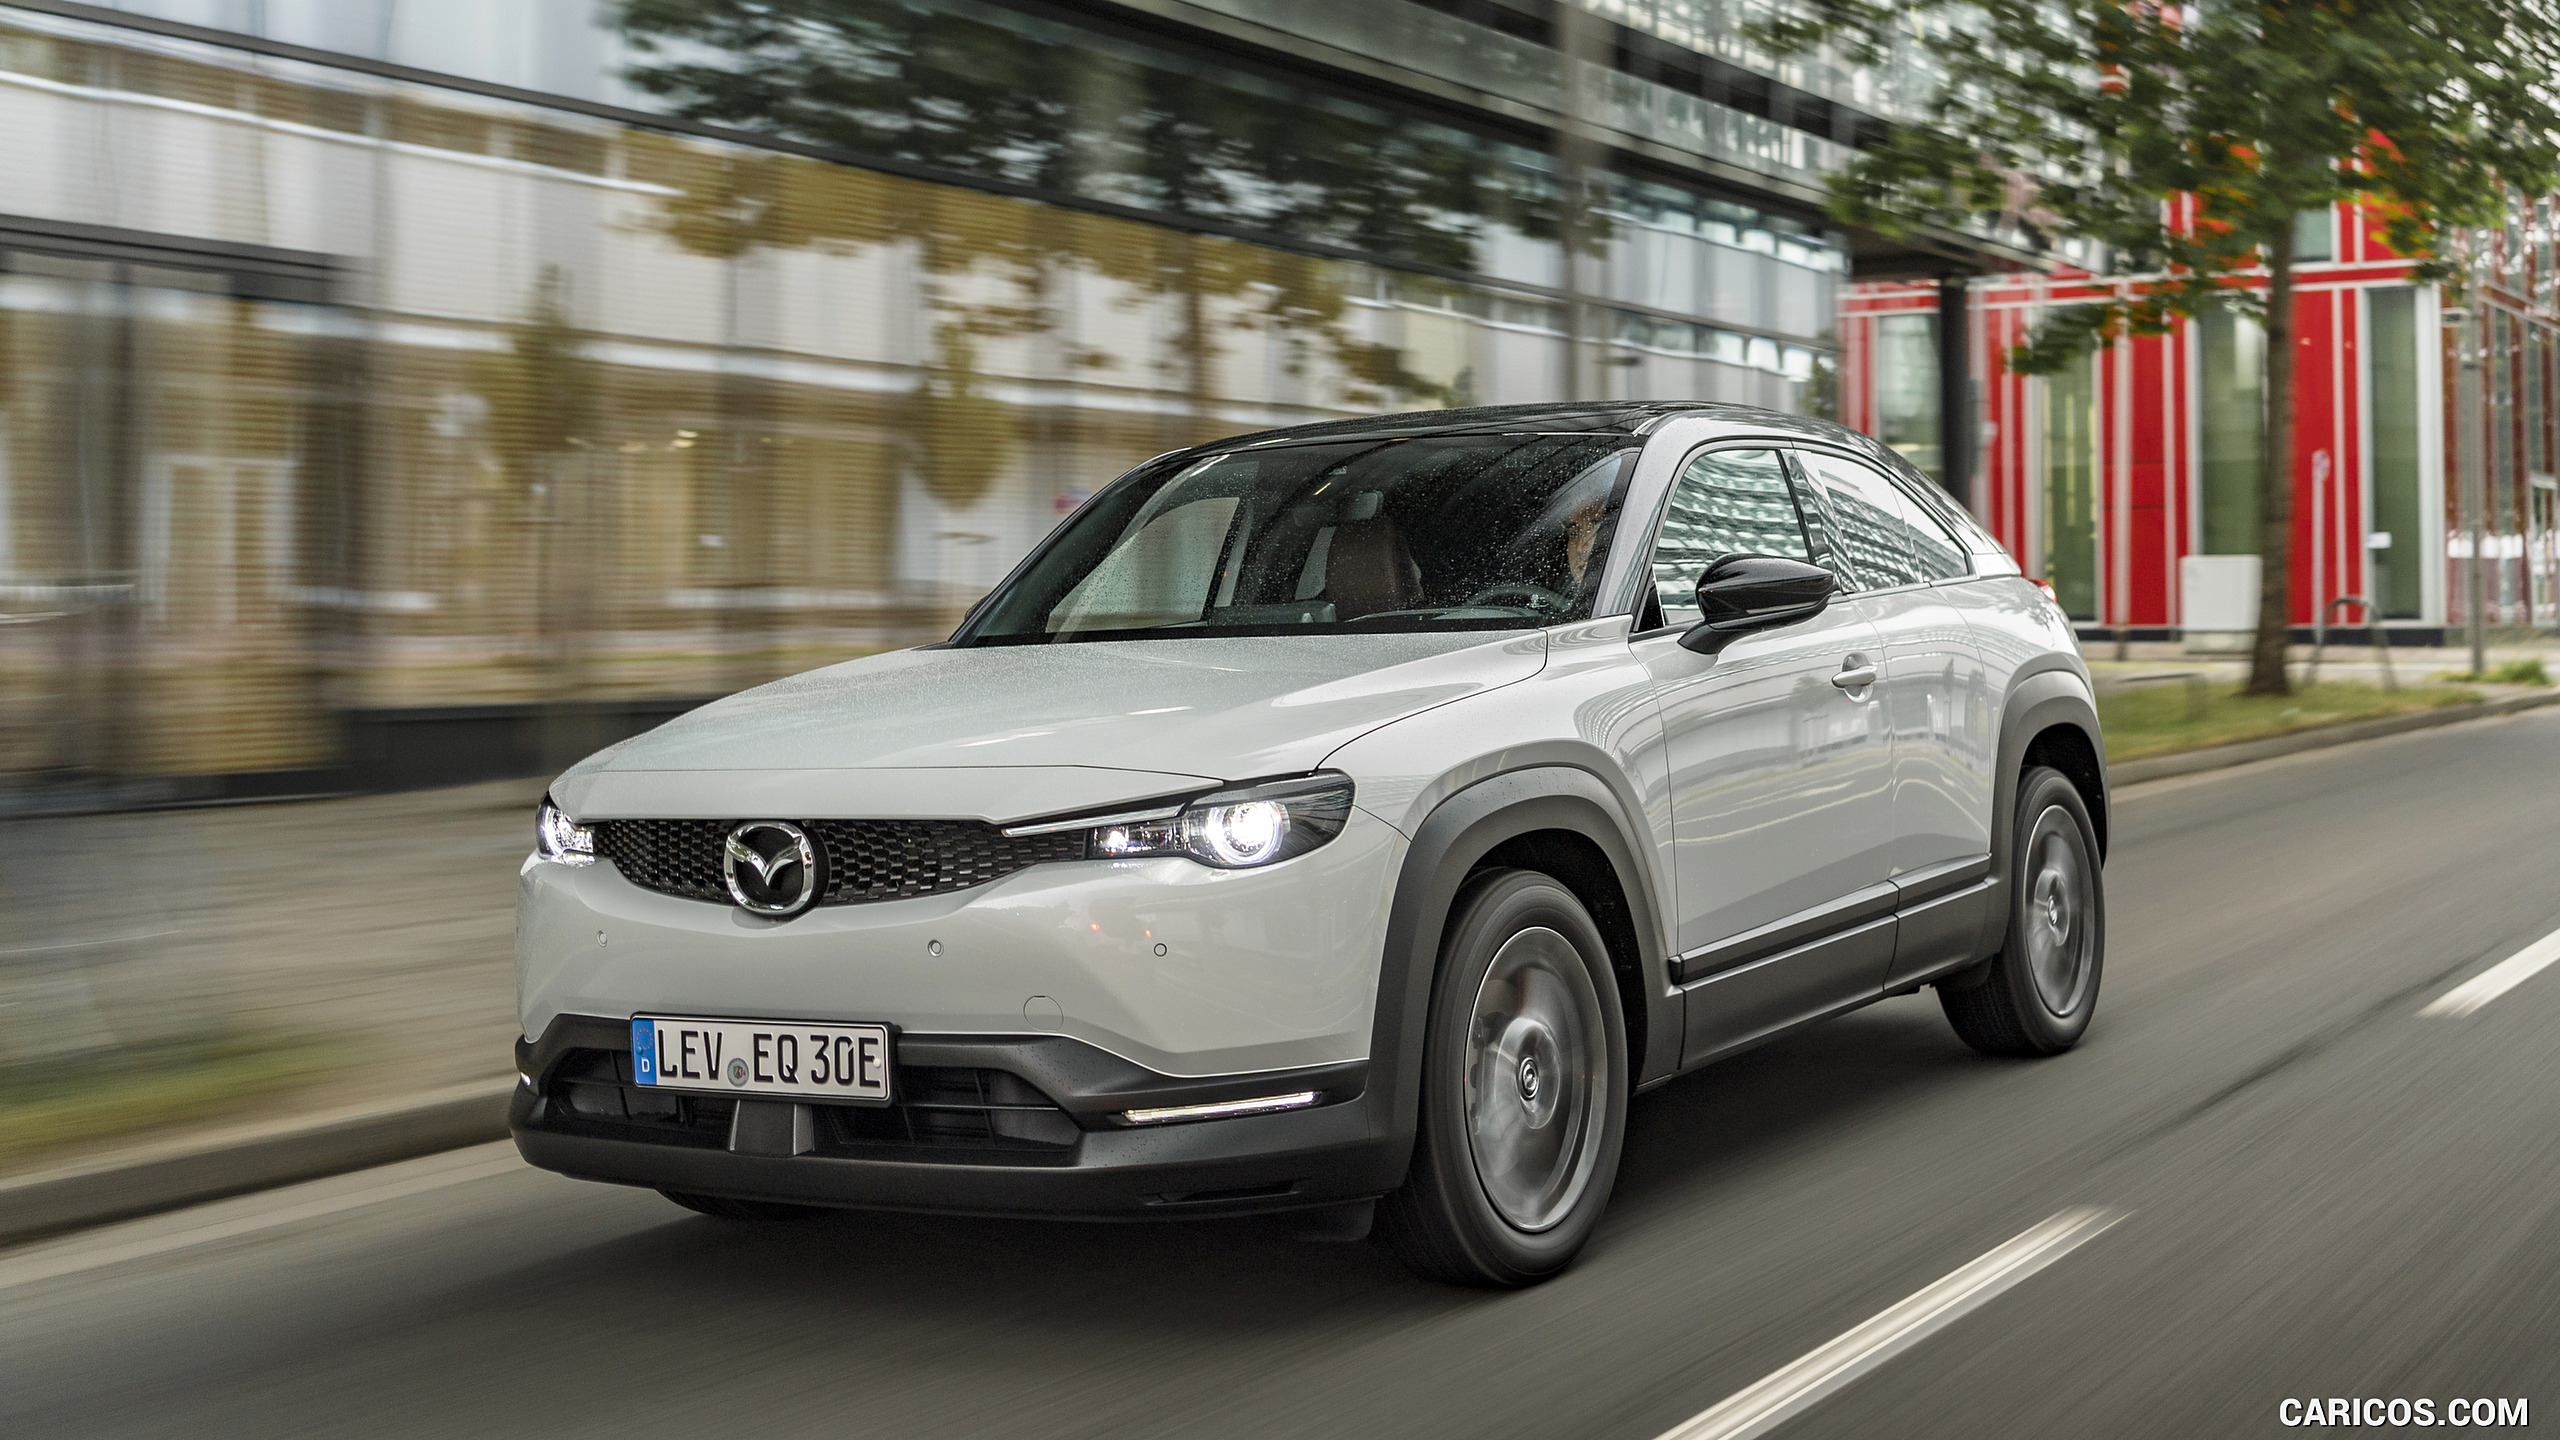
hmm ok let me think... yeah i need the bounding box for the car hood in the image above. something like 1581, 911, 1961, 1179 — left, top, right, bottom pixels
552, 630, 1548, 822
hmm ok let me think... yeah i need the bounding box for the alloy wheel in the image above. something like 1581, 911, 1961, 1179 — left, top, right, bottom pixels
1462, 925, 1608, 1232
2023, 805, 2094, 1017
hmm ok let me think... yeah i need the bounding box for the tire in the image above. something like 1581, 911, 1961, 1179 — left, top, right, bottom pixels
1938, 765, 2105, 1057
659, 1190, 830, 1222
1380, 868, 1629, 1287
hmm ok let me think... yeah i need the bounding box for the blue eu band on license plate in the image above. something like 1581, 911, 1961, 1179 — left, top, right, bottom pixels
631, 1016, 894, 1102
630, 1019, 657, 1083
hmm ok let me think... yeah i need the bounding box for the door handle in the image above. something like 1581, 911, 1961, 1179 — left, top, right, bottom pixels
1831, 661, 1878, 690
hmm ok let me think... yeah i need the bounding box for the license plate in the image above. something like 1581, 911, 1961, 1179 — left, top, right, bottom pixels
632, 1016, 893, 1103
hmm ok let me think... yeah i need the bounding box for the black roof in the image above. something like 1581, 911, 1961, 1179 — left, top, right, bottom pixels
1200, 400, 1792, 452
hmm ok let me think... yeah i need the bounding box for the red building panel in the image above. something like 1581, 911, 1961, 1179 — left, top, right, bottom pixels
1834, 197, 2560, 633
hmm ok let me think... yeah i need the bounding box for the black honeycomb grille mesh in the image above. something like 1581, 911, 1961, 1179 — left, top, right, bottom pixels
590, 818, 1086, 908
591, 819, 727, 903
806, 820, 1087, 905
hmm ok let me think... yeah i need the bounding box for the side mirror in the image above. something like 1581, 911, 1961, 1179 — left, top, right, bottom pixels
1677, 554, 1836, 654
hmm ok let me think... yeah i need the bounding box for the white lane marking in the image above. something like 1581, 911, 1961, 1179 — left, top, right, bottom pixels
2422, 926, 2560, 1018
0, 1143, 524, 1294
1649, 1206, 2128, 1440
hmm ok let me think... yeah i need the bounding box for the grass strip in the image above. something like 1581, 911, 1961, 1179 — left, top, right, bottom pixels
0, 1037, 339, 1165
2098, 680, 2485, 762
2434, 659, 2552, 686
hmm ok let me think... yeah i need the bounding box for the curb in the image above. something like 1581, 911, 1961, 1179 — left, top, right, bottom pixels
2111, 690, 2560, 786
0, 1077, 516, 1249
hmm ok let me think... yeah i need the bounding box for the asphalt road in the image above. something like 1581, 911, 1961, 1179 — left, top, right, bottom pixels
7, 710, 2559, 1439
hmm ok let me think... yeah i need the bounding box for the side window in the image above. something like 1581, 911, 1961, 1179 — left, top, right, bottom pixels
1901, 470, 2004, 558
1780, 453, 1844, 582
1799, 451, 1927, 589
1886, 479, 1973, 581
1649, 448, 1812, 628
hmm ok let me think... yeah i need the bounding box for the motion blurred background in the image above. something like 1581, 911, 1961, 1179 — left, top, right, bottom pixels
4, 0, 1988, 1158
0, 0, 1948, 813
8, 0, 2546, 1175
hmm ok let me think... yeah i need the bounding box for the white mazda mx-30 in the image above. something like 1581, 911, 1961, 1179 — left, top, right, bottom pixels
513, 401, 2107, 1285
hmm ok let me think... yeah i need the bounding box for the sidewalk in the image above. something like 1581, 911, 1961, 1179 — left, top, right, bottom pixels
0, 777, 541, 1182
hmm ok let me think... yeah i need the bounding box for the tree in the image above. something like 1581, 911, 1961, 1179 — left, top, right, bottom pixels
615, 0, 1514, 459
476, 268, 606, 748
1763, 0, 2560, 693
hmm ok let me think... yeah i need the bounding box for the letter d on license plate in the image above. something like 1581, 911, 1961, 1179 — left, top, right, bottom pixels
632, 1016, 893, 1103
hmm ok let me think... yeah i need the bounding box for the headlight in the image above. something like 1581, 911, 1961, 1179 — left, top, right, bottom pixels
1188, 796, 1289, 866
534, 795, 597, 866
1006, 773, 1355, 869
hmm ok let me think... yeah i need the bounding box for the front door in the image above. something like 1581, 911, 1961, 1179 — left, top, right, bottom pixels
1792, 447, 1999, 985
1632, 445, 1898, 1065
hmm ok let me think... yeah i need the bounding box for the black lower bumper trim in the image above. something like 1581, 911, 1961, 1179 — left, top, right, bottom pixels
511, 1014, 1404, 1218
513, 1087, 1404, 1218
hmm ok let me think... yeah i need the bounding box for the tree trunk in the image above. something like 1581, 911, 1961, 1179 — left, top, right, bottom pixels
2244, 232, 2299, 696
1176, 231, 1217, 446
1555, 1, 1606, 402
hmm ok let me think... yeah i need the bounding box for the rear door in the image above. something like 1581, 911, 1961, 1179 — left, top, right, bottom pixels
1630, 444, 1898, 1065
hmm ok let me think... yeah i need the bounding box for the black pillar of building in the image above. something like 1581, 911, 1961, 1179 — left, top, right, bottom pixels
1936, 277, 1971, 505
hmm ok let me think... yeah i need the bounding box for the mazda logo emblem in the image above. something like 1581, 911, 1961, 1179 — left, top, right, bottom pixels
722, 820, 818, 917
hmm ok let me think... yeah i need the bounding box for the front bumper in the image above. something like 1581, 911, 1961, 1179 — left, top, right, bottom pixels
517, 805, 1405, 1080
510, 1014, 1406, 1217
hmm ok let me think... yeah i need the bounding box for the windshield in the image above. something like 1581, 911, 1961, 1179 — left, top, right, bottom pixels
957, 434, 1637, 644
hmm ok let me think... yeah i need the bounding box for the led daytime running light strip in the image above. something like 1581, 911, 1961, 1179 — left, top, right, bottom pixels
995, 772, 1354, 870
1000, 804, 1183, 839
1120, 1090, 1320, 1125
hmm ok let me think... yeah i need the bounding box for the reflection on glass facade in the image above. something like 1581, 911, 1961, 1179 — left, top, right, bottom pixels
0, 2, 1855, 795
2043, 350, 2098, 620
1798, 451, 1920, 589
1648, 448, 1806, 626
2533, 319, 2557, 622
2365, 287, 2425, 619
2466, 284, 2557, 627
1872, 312, 1940, 479
0, 254, 345, 780
2493, 309, 2517, 616
2198, 309, 2264, 557
616, 0, 1550, 275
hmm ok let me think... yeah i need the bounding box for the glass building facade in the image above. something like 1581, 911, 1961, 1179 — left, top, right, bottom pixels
0, 0, 1993, 800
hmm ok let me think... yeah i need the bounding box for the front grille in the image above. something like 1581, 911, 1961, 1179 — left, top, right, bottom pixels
591, 819, 727, 902
807, 820, 1087, 906
589, 818, 1087, 908
544, 1049, 1080, 1155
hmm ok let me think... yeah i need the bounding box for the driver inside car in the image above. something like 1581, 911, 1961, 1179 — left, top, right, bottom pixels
1464, 463, 1617, 615
1564, 491, 1605, 588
